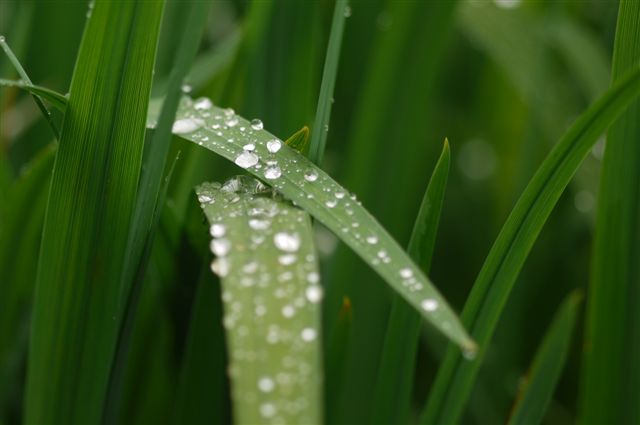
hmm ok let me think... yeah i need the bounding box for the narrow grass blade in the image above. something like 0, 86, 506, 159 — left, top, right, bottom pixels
173, 268, 227, 425
151, 96, 475, 352
372, 140, 450, 424
0, 79, 67, 111
508, 290, 582, 425
420, 66, 640, 425
197, 176, 322, 424
0, 36, 59, 138
581, 1, 640, 423
25, 2, 164, 423
308, 0, 348, 165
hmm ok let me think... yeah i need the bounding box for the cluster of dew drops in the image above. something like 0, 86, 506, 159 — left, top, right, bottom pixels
178, 96, 441, 320
197, 179, 325, 421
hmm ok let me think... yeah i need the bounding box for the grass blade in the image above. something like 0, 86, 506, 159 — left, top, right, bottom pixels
420, 65, 640, 424
372, 140, 450, 424
508, 290, 582, 425
197, 176, 322, 424
0, 79, 67, 111
0, 36, 60, 138
581, 1, 640, 423
308, 0, 348, 165
151, 96, 475, 352
25, 2, 163, 423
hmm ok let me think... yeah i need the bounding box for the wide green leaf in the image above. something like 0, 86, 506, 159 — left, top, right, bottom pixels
25, 2, 164, 423
149, 96, 476, 353
508, 290, 582, 425
420, 65, 640, 424
197, 176, 322, 424
581, 1, 640, 423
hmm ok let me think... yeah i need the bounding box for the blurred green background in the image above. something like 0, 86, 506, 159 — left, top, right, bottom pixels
0, 0, 620, 423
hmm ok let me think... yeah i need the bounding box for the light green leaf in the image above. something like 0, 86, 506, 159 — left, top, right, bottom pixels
150, 96, 476, 353
197, 176, 322, 424
0, 78, 67, 111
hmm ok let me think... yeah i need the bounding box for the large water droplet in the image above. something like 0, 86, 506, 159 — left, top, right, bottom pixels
266, 139, 282, 153
257, 376, 275, 393
251, 119, 264, 130
249, 218, 271, 230
305, 285, 323, 303
210, 223, 226, 237
421, 298, 438, 312
234, 151, 259, 169
301, 327, 317, 342
304, 171, 318, 182
273, 232, 301, 252
210, 238, 231, 256
264, 166, 282, 180
172, 118, 202, 134
210, 258, 230, 277
399, 268, 413, 279
194, 97, 213, 110
260, 403, 277, 418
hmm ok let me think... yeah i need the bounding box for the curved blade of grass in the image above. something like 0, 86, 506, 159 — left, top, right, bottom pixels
0, 79, 67, 111
508, 290, 582, 425
25, 2, 164, 423
151, 96, 475, 353
420, 65, 640, 425
0, 36, 59, 138
197, 176, 322, 424
372, 140, 450, 424
581, 2, 640, 423
308, 0, 348, 165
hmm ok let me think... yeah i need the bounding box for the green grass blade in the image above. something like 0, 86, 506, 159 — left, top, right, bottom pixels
151, 96, 475, 352
197, 176, 322, 424
25, 2, 164, 423
308, 0, 348, 165
285, 126, 310, 156
372, 140, 450, 424
420, 65, 640, 425
581, 2, 640, 423
0, 79, 67, 111
508, 290, 582, 425
324, 296, 352, 424
0, 36, 59, 139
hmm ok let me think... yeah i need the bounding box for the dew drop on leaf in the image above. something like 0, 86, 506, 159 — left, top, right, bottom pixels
234, 151, 259, 169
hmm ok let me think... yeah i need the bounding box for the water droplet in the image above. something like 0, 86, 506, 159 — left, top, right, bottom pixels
494, 0, 522, 9
267, 139, 282, 153
251, 119, 264, 130
366, 235, 379, 245
210, 238, 231, 256
307, 272, 320, 284
194, 97, 213, 110
305, 285, 323, 303
278, 254, 297, 265
344, 5, 352, 17
399, 268, 413, 279
181, 83, 192, 93
225, 116, 239, 127
260, 403, 277, 418
301, 327, 317, 342
325, 199, 337, 208
249, 218, 270, 230
264, 166, 282, 180
0, 36, 5, 43
282, 305, 295, 318
258, 376, 275, 392
198, 194, 212, 204
274, 232, 301, 252
234, 151, 259, 169
335, 191, 345, 199
304, 171, 318, 182
172, 118, 202, 134
210, 223, 226, 237
421, 298, 439, 312
210, 258, 230, 277
243, 143, 256, 151
574, 190, 595, 213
